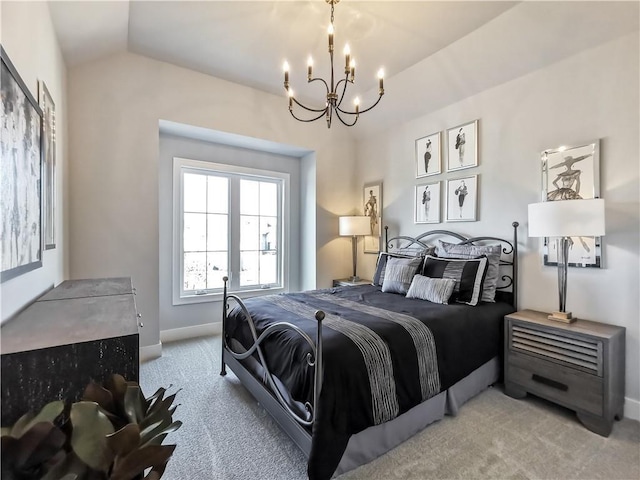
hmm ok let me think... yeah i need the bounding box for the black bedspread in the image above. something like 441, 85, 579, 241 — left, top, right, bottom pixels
225, 284, 515, 480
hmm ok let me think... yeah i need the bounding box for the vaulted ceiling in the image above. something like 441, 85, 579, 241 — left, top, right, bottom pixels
48, 1, 639, 133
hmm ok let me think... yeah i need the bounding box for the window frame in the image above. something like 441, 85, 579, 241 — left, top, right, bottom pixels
172, 157, 290, 305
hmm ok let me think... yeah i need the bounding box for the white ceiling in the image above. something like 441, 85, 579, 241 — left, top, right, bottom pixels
48, 1, 639, 133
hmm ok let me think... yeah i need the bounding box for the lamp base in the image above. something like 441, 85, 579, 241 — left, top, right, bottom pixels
548, 311, 576, 323
348, 276, 361, 282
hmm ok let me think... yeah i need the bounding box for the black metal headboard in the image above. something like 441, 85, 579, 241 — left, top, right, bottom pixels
384, 222, 519, 309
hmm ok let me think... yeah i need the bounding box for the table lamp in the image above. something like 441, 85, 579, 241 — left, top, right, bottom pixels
339, 216, 371, 282
528, 198, 605, 323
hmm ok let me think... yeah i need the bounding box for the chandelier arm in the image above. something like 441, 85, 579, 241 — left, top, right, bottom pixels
336, 95, 382, 115
334, 76, 351, 108
309, 77, 330, 93
293, 97, 328, 113
290, 108, 328, 123
334, 108, 358, 127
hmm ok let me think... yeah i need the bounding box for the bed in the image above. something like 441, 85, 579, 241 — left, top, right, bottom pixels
221, 222, 519, 479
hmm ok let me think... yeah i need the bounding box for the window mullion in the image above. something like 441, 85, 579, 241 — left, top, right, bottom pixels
229, 176, 241, 290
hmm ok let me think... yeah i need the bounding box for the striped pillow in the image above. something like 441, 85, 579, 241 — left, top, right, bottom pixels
373, 248, 435, 286
435, 241, 502, 303
406, 275, 456, 304
422, 255, 488, 306
381, 256, 424, 294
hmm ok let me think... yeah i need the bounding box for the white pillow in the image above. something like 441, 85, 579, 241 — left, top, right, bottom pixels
406, 275, 456, 304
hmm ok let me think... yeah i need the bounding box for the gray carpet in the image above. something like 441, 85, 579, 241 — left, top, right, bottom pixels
140, 336, 640, 479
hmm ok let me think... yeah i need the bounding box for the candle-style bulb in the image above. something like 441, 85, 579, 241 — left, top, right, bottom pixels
328, 23, 334, 51
354, 96, 360, 114
283, 61, 290, 88
377, 68, 384, 94
288, 89, 294, 109
344, 44, 351, 74
307, 56, 313, 80
350, 59, 356, 81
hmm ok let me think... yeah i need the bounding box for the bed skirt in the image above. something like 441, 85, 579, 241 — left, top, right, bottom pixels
333, 356, 500, 477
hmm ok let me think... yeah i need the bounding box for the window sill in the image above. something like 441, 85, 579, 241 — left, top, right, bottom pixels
172, 287, 285, 306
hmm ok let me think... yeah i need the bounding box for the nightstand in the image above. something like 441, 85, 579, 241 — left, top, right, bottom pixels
504, 310, 625, 437
332, 278, 372, 287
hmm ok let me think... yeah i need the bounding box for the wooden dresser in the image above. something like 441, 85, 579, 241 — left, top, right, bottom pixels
504, 310, 625, 437
1, 278, 141, 426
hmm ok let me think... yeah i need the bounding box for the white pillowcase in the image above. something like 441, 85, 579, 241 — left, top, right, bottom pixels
406, 275, 456, 304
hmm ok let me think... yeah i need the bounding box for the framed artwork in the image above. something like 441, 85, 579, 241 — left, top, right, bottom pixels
363, 182, 382, 254
446, 120, 478, 172
415, 181, 441, 224
445, 175, 477, 222
39, 80, 56, 250
541, 140, 601, 268
415, 131, 441, 177
1, 46, 43, 282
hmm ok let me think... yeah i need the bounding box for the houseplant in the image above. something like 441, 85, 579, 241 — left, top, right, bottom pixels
1, 374, 181, 480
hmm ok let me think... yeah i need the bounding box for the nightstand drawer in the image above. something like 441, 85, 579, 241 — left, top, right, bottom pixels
508, 351, 603, 416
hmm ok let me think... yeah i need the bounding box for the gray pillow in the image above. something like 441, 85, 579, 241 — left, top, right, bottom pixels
406, 275, 456, 304
381, 256, 423, 295
435, 240, 501, 303
372, 247, 435, 286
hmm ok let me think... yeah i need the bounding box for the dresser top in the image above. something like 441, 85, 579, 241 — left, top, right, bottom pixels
1, 278, 137, 354
37, 277, 132, 301
506, 310, 625, 339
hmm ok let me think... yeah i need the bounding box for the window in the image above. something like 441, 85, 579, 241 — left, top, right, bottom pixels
173, 158, 289, 304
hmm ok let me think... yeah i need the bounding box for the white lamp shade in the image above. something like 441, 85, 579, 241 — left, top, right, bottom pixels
528, 199, 605, 238
339, 216, 371, 236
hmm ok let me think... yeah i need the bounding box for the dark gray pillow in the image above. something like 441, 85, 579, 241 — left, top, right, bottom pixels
372, 247, 434, 286
406, 275, 456, 304
381, 256, 423, 295
422, 255, 488, 306
435, 240, 501, 302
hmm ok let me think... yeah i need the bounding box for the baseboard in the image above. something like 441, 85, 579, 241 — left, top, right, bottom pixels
624, 396, 640, 421
160, 322, 221, 344
140, 342, 162, 363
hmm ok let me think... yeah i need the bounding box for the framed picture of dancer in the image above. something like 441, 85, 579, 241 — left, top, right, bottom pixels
446, 120, 478, 172
541, 140, 601, 268
415, 132, 441, 178
415, 181, 441, 224
445, 175, 477, 222
363, 182, 382, 254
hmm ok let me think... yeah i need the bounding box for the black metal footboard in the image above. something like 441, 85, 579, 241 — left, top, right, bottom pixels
220, 276, 325, 429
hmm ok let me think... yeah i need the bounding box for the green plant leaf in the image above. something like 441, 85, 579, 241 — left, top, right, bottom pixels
8, 411, 35, 438
124, 386, 147, 424
104, 374, 128, 412
1, 427, 11, 437
140, 421, 181, 447
69, 401, 115, 472
110, 444, 176, 480
41, 451, 88, 480
106, 423, 140, 457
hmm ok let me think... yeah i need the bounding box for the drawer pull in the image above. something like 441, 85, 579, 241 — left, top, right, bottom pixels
531, 374, 568, 391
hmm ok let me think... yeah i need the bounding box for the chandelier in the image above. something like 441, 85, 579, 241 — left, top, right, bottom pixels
283, 0, 384, 128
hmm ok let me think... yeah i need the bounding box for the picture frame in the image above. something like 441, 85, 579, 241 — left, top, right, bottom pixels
415, 131, 441, 177
415, 181, 441, 224
541, 140, 601, 268
446, 120, 478, 172
363, 182, 382, 254
1, 46, 43, 282
445, 175, 477, 222
39, 80, 56, 250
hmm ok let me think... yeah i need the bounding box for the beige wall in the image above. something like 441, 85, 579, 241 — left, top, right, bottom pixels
0, 1, 68, 321
68, 51, 357, 348
354, 33, 640, 413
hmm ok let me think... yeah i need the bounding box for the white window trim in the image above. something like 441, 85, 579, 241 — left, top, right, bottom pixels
172, 157, 290, 306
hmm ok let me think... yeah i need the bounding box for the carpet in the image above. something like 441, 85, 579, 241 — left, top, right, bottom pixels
140, 335, 639, 479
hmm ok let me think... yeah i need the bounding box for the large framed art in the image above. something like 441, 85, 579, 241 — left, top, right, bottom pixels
415, 181, 440, 224
363, 182, 382, 253
1, 46, 43, 282
39, 80, 56, 250
415, 131, 441, 177
541, 140, 601, 267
